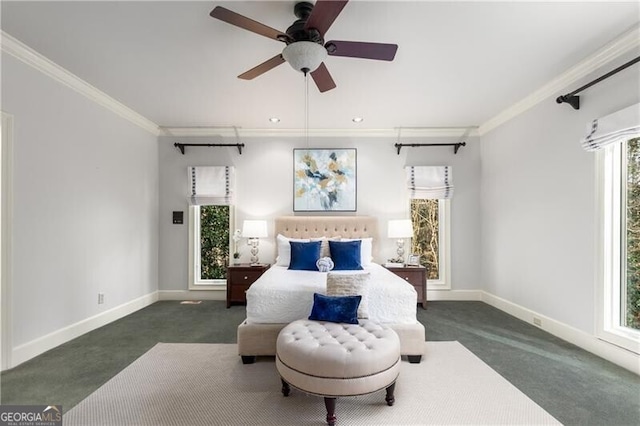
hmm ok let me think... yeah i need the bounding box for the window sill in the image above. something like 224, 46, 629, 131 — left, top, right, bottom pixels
597, 328, 640, 354
188, 280, 227, 291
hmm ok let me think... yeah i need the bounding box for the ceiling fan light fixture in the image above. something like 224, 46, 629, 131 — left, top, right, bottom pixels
282, 41, 327, 75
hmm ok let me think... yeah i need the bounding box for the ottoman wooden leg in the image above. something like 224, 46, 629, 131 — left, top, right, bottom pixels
324, 397, 337, 426
385, 382, 396, 406
280, 379, 290, 397
241, 356, 256, 364
407, 355, 422, 364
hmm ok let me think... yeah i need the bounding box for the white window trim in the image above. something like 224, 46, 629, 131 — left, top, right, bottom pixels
427, 199, 451, 290
596, 144, 640, 354
1, 111, 14, 371
188, 205, 233, 291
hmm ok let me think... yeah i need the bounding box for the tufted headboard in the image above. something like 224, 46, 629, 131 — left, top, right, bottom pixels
274, 216, 379, 260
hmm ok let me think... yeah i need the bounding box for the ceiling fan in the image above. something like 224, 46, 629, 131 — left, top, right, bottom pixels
210, 1, 398, 93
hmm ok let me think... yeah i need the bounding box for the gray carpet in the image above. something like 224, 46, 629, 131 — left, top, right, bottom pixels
65, 342, 560, 426
3, 301, 639, 425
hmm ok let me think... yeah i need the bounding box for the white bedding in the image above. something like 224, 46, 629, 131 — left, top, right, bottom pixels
245, 263, 418, 324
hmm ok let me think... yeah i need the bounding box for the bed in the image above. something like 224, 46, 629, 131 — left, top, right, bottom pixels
237, 216, 426, 363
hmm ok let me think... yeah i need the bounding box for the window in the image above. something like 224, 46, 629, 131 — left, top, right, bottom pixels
598, 137, 640, 352
625, 138, 639, 331
188, 205, 233, 289
410, 198, 451, 289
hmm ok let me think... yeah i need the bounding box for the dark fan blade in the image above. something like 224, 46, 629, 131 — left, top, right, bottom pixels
310, 63, 336, 93
304, 0, 349, 37
238, 54, 285, 80
210, 6, 289, 42
325, 40, 398, 61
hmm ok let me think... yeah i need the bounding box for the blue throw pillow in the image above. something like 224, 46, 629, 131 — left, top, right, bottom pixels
288, 241, 322, 271
328, 240, 363, 270
308, 293, 361, 324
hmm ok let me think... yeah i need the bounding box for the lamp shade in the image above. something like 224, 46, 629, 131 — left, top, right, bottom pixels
282, 41, 327, 74
388, 219, 414, 238
242, 220, 268, 238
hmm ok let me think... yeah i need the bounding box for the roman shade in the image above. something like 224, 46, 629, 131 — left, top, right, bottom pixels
188, 166, 235, 205
581, 103, 640, 151
406, 166, 453, 199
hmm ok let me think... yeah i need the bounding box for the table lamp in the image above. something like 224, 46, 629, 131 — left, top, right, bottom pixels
242, 220, 268, 265
387, 219, 414, 263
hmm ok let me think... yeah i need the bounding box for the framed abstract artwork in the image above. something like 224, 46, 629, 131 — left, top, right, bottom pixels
293, 148, 357, 212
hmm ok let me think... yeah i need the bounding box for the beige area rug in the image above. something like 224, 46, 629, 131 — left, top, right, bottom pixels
65, 342, 560, 425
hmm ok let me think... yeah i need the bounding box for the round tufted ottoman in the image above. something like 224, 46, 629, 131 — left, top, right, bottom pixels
276, 319, 401, 426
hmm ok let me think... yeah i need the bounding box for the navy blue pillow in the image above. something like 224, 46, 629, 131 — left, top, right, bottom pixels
329, 240, 363, 270
288, 241, 322, 271
308, 293, 361, 324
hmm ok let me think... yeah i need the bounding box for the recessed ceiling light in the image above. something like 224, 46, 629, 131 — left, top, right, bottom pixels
269, 117, 280, 123
352, 117, 364, 123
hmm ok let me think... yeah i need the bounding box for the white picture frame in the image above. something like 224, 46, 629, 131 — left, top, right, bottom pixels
407, 254, 420, 266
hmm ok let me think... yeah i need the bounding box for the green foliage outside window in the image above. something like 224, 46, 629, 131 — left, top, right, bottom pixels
410, 199, 439, 280
200, 205, 230, 280
626, 138, 640, 330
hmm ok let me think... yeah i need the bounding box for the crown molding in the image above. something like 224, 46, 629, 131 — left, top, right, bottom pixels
5, 20, 637, 140
1, 31, 161, 136
0, 30, 477, 140
479, 24, 640, 135
161, 126, 479, 139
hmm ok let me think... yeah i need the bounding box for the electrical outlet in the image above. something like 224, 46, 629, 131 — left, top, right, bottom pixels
533, 317, 542, 327
98, 293, 105, 305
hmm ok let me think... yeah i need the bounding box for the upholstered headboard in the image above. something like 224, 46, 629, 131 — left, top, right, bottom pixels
274, 216, 379, 260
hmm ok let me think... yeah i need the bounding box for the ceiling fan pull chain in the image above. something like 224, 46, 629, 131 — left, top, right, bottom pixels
305, 73, 310, 148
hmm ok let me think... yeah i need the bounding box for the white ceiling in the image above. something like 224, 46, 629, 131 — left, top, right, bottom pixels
2, 1, 639, 131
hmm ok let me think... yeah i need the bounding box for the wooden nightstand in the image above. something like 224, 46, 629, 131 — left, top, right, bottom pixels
226, 264, 270, 308
384, 265, 427, 309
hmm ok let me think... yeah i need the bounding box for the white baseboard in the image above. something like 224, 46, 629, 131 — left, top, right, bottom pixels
481, 291, 640, 375
427, 289, 482, 301
11, 291, 159, 369
9, 287, 638, 376
158, 289, 225, 301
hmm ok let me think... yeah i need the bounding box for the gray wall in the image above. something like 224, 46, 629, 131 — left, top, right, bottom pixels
158, 134, 481, 292
2, 53, 159, 347
480, 51, 640, 334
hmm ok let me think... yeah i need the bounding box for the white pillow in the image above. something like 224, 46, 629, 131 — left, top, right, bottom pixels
326, 272, 370, 318
311, 236, 341, 258
341, 237, 373, 266
276, 234, 310, 267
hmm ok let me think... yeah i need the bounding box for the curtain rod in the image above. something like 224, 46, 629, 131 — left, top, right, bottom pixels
556, 55, 640, 110
394, 142, 466, 155
174, 143, 244, 155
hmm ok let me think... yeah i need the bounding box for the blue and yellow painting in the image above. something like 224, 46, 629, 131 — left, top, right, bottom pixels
294, 149, 357, 211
